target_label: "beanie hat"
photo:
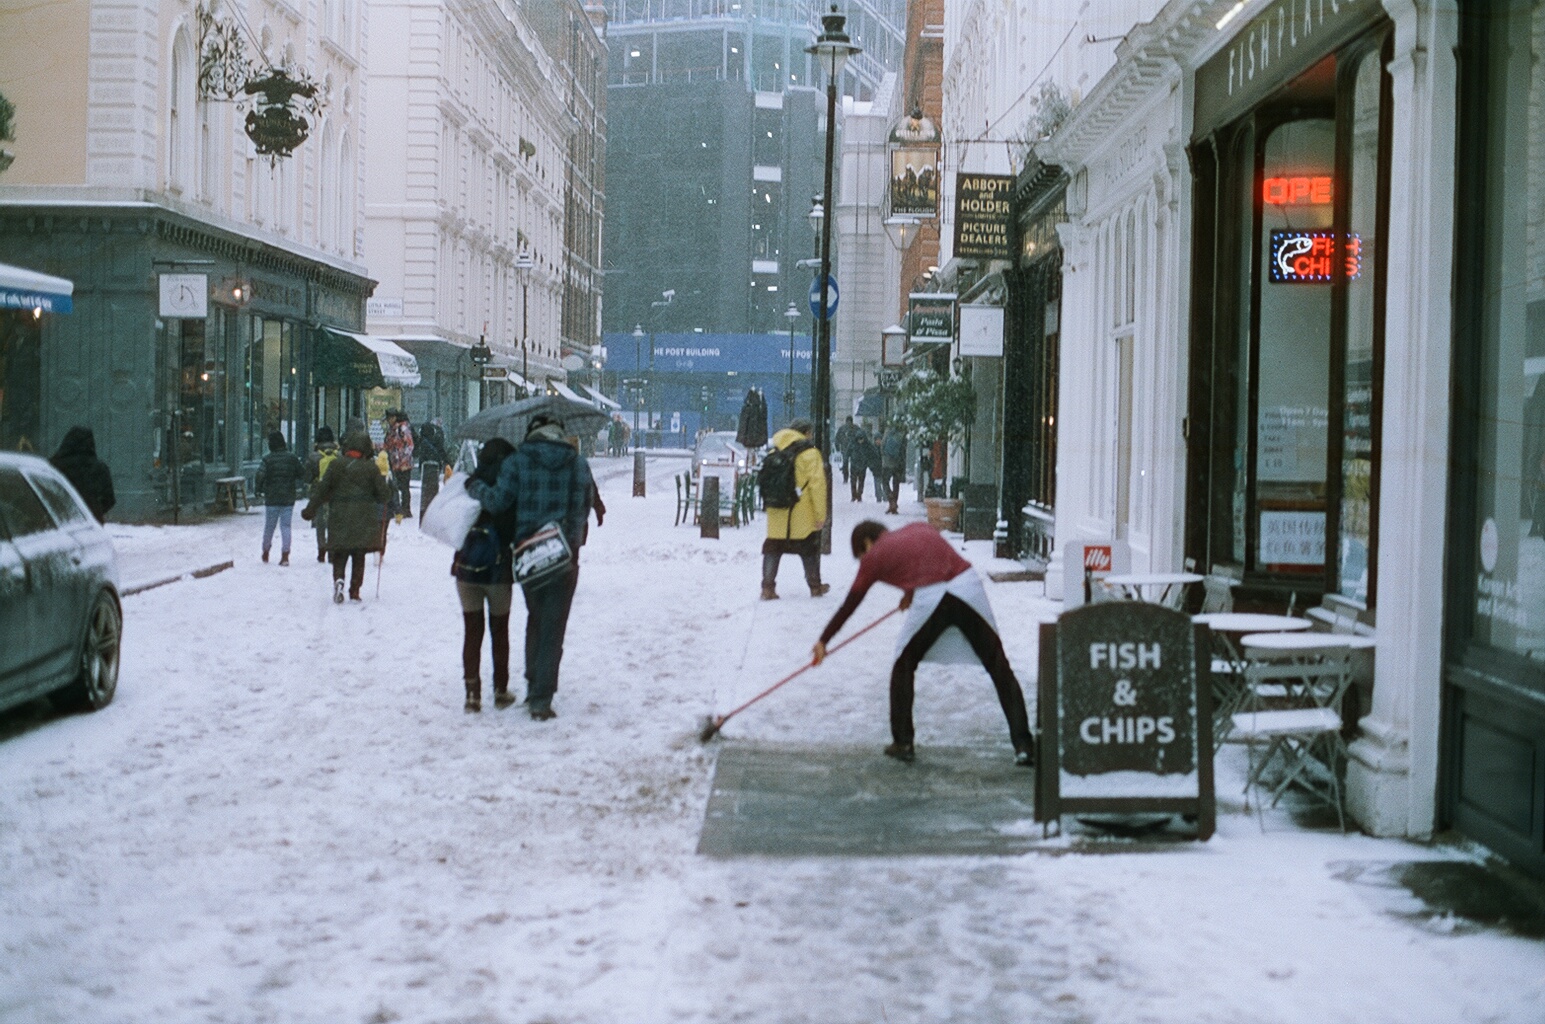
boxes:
[315,425,336,445]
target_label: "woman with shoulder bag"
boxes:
[453,438,518,712]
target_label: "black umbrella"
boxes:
[455,395,610,445]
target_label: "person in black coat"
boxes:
[50,426,115,523]
[417,417,449,519]
[255,431,305,564]
[848,427,877,502]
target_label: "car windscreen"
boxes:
[29,473,93,527]
[0,468,58,538]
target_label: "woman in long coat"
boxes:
[303,427,391,603]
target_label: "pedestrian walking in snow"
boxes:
[758,418,828,600]
[49,426,115,523]
[848,426,877,503]
[374,444,398,556]
[306,426,340,562]
[384,412,415,520]
[255,431,305,565]
[417,417,449,518]
[302,427,392,603]
[453,438,518,712]
[811,520,1035,767]
[467,413,597,720]
[835,415,858,485]
[879,425,907,514]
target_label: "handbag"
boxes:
[420,473,483,548]
[512,521,573,586]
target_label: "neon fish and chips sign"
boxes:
[1269,230,1363,284]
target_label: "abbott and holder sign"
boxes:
[953,174,1014,260]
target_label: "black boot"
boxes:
[464,678,481,713]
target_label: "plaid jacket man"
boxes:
[469,432,595,552]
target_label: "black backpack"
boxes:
[758,439,812,509]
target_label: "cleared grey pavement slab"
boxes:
[698,741,1039,857]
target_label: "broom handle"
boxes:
[714,606,900,726]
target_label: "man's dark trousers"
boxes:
[521,563,579,704]
[420,461,442,518]
[890,593,1034,755]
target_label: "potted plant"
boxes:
[893,368,975,531]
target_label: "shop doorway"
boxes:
[1186,34,1391,610]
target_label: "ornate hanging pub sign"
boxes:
[242,69,321,159]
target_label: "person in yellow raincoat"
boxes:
[760,418,829,600]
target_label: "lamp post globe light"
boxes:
[806,5,859,460]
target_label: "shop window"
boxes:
[179,316,227,468]
[1454,0,1545,664]
[1191,37,1391,605]
[0,314,41,451]
[1255,118,1335,577]
[244,317,297,462]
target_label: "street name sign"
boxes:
[1035,603,1215,839]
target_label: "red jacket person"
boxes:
[813,520,1035,766]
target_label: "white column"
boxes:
[1046,215,1096,598]
[1346,0,1458,838]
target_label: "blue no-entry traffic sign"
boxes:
[808,275,838,319]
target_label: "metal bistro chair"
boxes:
[674,473,697,527]
[737,474,758,525]
[1228,644,1355,831]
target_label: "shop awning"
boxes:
[856,390,887,417]
[581,383,621,410]
[0,262,73,314]
[314,328,421,388]
[549,380,591,405]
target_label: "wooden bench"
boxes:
[213,476,249,513]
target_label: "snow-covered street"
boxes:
[1,455,1541,1024]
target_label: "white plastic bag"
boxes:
[419,473,483,549]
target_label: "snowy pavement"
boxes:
[1,454,1542,1024]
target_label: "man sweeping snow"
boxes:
[812,520,1035,767]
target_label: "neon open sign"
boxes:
[1269,230,1363,284]
[1263,175,1333,205]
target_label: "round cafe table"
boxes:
[1240,632,1375,653]
[1192,614,1312,749]
[1102,571,1203,606]
[1192,613,1313,634]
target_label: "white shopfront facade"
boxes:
[1040,37,1190,598]
[1037,0,1467,846]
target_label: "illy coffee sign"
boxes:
[1035,603,1215,839]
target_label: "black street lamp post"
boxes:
[806,5,859,460]
[783,301,800,419]
[516,246,534,397]
[632,323,645,450]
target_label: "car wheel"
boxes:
[54,591,121,712]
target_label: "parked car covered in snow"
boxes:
[0,452,121,715]
[691,431,748,479]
